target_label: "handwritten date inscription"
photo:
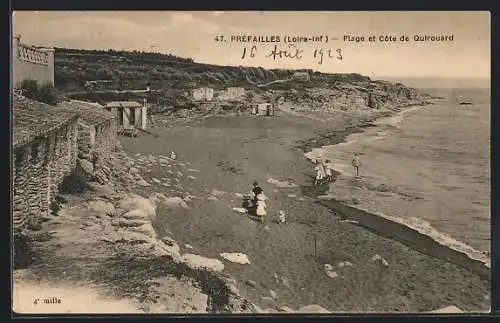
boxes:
[241,44,343,65]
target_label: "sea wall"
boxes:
[13,119,79,233]
[12,35,55,88]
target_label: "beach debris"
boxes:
[245,279,257,287]
[430,306,463,313]
[187,168,200,173]
[277,210,286,223]
[338,261,353,268]
[372,254,389,267]
[178,163,186,167]
[187,175,197,180]
[267,178,298,188]
[167,170,174,175]
[260,296,274,302]
[207,196,219,201]
[287,194,297,198]
[176,171,184,177]
[269,290,278,300]
[181,253,224,272]
[233,193,244,198]
[324,264,338,279]
[232,207,248,214]
[185,244,194,249]
[297,305,331,313]
[151,177,161,184]
[220,252,251,265]
[161,183,170,187]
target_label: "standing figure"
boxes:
[256,192,268,223]
[250,181,263,214]
[314,164,324,186]
[352,153,361,177]
[170,151,177,160]
[324,159,333,182]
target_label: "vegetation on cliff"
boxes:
[54,47,433,112]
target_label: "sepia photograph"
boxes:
[11,11,491,314]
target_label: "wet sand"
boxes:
[120,114,489,313]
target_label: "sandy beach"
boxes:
[119,112,490,313]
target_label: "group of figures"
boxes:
[314,153,361,186]
[243,182,268,222]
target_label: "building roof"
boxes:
[13,95,80,148]
[63,100,115,126]
[105,101,143,108]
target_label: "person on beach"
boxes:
[314,163,324,186]
[256,192,268,223]
[324,159,333,182]
[251,181,263,210]
[170,151,177,160]
[352,153,361,177]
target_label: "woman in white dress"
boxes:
[256,193,267,223]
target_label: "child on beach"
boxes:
[324,159,333,182]
[352,153,361,177]
[314,164,324,186]
[256,192,268,223]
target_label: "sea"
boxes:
[306,83,491,265]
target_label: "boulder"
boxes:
[297,305,330,313]
[87,200,116,216]
[130,223,157,239]
[372,254,389,267]
[430,306,463,313]
[119,194,156,218]
[220,253,251,265]
[77,158,94,174]
[117,218,148,228]
[245,279,257,288]
[181,253,224,272]
[161,197,189,209]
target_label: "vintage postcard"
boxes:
[11,11,491,314]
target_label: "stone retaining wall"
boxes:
[13,109,118,233]
[13,118,79,233]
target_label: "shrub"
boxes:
[19,79,60,105]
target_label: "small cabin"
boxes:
[192,87,214,101]
[252,103,276,116]
[293,72,311,82]
[104,101,147,132]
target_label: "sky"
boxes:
[12,11,491,79]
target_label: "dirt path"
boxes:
[120,114,490,313]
